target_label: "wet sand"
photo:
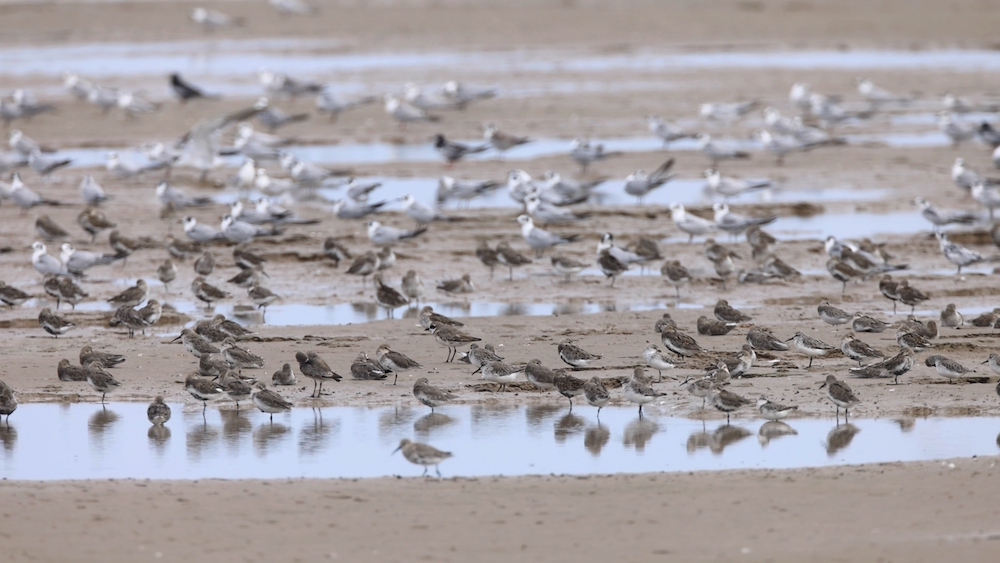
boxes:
[2,0,1000,561]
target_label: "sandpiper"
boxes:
[584,377,611,416]
[524,359,557,389]
[429,324,481,362]
[374,273,409,318]
[933,356,975,383]
[551,254,587,282]
[251,383,292,421]
[496,241,532,280]
[295,350,342,397]
[323,237,352,268]
[138,299,162,328]
[191,276,229,309]
[58,359,89,381]
[940,303,964,328]
[87,363,121,403]
[717,344,756,378]
[896,280,929,314]
[852,313,889,333]
[697,315,737,336]
[193,251,214,277]
[351,352,389,380]
[172,328,220,358]
[660,329,703,357]
[481,360,524,392]
[896,328,933,351]
[401,270,424,304]
[413,378,457,412]
[558,339,602,369]
[756,396,798,421]
[970,308,1000,327]
[827,258,863,293]
[787,331,836,368]
[0,281,31,307]
[272,363,297,386]
[654,313,677,333]
[0,380,16,424]
[147,396,171,425]
[624,367,667,417]
[467,343,503,372]
[816,299,851,326]
[185,374,224,412]
[982,353,1000,376]
[212,314,255,339]
[110,305,148,338]
[199,355,229,379]
[708,389,753,424]
[553,371,586,408]
[248,282,278,321]
[393,438,453,477]
[840,334,884,366]
[820,375,860,422]
[597,250,629,287]
[476,241,500,279]
[879,275,900,313]
[195,320,228,343]
[38,307,74,337]
[80,345,125,368]
[436,274,474,294]
[376,344,422,385]
[746,326,788,351]
[346,251,380,286]
[680,376,716,408]
[643,344,683,380]
[660,260,692,299]
[714,299,751,323]
[903,316,938,339]
[219,369,253,411]
[881,348,915,384]
[418,306,463,330]
[222,337,264,369]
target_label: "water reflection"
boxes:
[2,404,997,480]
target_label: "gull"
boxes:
[483,123,530,155]
[8,173,60,212]
[258,69,322,98]
[332,198,387,219]
[538,172,601,206]
[191,7,241,30]
[912,197,976,229]
[623,158,675,204]
[79,176,109,205]
[404,83,460,111]
[222,213,277,243]
[287,155,346,188]
[250,198,318,226]
[182,216,227,243]
[699,101,756,121]
[315,88,376,121]
[506,169,537,205]
[977,122,1000,149]
[712,203,776,239]
[569,138,621,173]
[343,178,382,202]
[645,115,694,147]
[703,168,771,199]
[106,151,167,179]
[525,194,588,224]
[597,233,648,267]
[240,123,290,149]
[383,94,439,128]
[952,157,999,192]
[808,94,854,129]
[668,203,715,243]
[442,81,497,108]
[32,241,69,276]
[234,131,282,162]
[254,169,293,195]
[0,150,28,174]
[695,134,750,164]
[175,105,263,182]
[116,90,159,118]
[401,194,449,225]
[9,129,49,155]
[270,0,316,16]
[156,181,212,208]
[87,85,119,113]
[753,130,807,165]
[971,182,1000,219]
[366,220,427,246]
[433,134,488,166]
[254,97,309,132]
[517,214,576,258]
[938,113,977,147]
[28,150,72,176]
[763,107,800,136]
[170,73,218,102]
[235,158,257,194]
[935,232,984,274]
[856,78,910,106]
[61,243,118,276]
[436,176,497,207]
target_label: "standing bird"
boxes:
[820,375,860,422]
[0,380,17,424]
[558,339,602,369]
[787,331,836,368]
[553,371,587,409]
[483,123,530,156]
[393,438,452,477]
[623,158,675,204]
[374,274,409,319]
[170,73,217,102]
[412,378,457,412]
[708,388,754,424]
[157,259,177,293]
[87,364,121,404]
[147,396,171,425]
[935,232,984,274]
[661,260,692,299]
[495,241,532,281]
[191,276,229,309]
[433,134,488,167]
[583,377,611,417]
[517,215,577,258]
[428,324,481,362]
[295,351,342,398]
[623,367,667,417]
[251,383,293,422]
[377,344,422,386]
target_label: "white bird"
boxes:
[383,94,439,127]
[253,168,295,195]
[645,115,694,146]
[441,81,497,107]
[401,194,448,225]
[8,129,44,155]
[808,93,851,128]
[569,138,620,173]
[971,182,1000,220]
[60,243,118,275]
[191,7,240,29]
[517,214,575,258]
[539,172,602,206]
[116,90,158,117]
[623,158,675,204]
[182,216,227,243]
[483,122,530,154]
[437,176,498,206]
[669,203,715,243]
[525,194,588,224]
[952,158,999,192]
[315,89,376,121]
[935,232,984,274]
[221,214,276,244]
[403,83,460,111]
[695,134,750,164]
[258,69,323,98]
[699,101,756,121]
[32,241,69,276]
[938,113,977,147]
[269,0,315,15]
[712,203,776,238]
[703,168,771,198]
[79,176,109,205]
[789,83,813,112]
[27,150,72,176]
[8,173,59,211]
[156,182,212,208]
[856,78,910,105]
[366,220,427,246]
[596,233,646,266]
[332,198,387,219]
[912,197,976,229]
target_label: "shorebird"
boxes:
[583,377,611,417]
[660,260,692,299]
[840,334,884,367]
[852,313,889,333]
[0,282,30,308]
[212,314,255,340]
[38,307,74,337]
[80,346,125,368]
[429,324,481,362]
[709,389,753,424]
[643,344,683,380]
[107,279,148,309]
[660,329,703,357]
[551,254,587,282]
[982,354,1000,376]
[697,315,737,336]
[251,383,292,421]
[558,339,602,369]
[78,206,117,242]
[480,360,524,393]
[896,280,929,314]
[272,363,297,386]
[820,375,860,422]
[418,306,463,331]
[222,338,264,370]
[393,439,452,477]
[87,364,121,404]
[146,396,171,426]
[376,345,422,386]
[35,215,69,241]
[787,332,836,368]
[191,276,229,309]
[495,242,532,281]
[553,371,586,409]
[173,329,220,358]
[295,351,342,397]
[433,134,488,166]
[0,380,17,424]
[680,376,715,409]
[715,299,752,323]
[932,356,975,383]
[351,352,389,381]
[746,326,788,351]
[524,359,557,390]
[940,303,964,328]
[466,343,503,374]
[624,367,667,417]
[436,274,474,295]
[756,397,798,421]
[413,378,457,412]
[219,370,253,411]
[597,250,628,287]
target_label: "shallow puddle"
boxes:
[0,403,996,480]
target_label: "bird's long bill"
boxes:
[170,335,182,343]
[391,446,402,455]
[819,382,827,389]
[784,336,795,342]
[678,377,691,386]
[982,359,989,365]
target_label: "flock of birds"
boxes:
[3,11,1000,474]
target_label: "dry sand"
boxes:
[2,0,1000,561]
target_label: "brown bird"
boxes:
[295,350,342,398]
[495,241,532,281]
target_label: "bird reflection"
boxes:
[401,306,420,320]
[351,302,379,321]
[893,418,916,432]
[554,412,586,443]
[299,408,336,457]
[147,425,171,452]
[253,422,290,456]
[414,412,456,439]
[471,404,516,435]
[996,431,1000,451]
[501,303,527,316]
[378,406,418,438]
[220,408,252,452]
[584,423,610,457]
[0,423,16,452]
[525,404,563,431]
[623,417,660,452]
[709,425,750,454]
[553,303,584,316]
[825,423,860,456]
[87,407,120,453]
[185,411,219,461]
[758,421,797,447]
[686,423,711,454]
